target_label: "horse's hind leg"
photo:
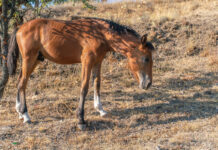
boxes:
[16,71,23,119]
[92,63,107,117]
[16,56,38,123]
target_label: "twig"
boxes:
[64,103,74,114]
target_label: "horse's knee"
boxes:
[17,78,27,91]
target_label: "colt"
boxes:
[7,17,155,129]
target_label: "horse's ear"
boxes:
[141,34,147,46]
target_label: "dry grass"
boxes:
[185,40,199,56]
[47,0,217,25]
[0,0,218,149]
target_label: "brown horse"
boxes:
[7,17,155,130]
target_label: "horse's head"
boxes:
[127,34,155,90]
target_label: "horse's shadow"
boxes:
[108,71,218,128]
[31,72,217,130]
[110,100,217,127]
[86,119,115,131]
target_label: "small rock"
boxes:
[156,105,162,109]
[204,90,212,95]
[193,93,202,98]
[34,90,39,95]
[172,23,180,30]
[116,90,122,93]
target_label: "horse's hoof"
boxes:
[19,114,23,120]
[78,124,86,131]
[24,120,32,124]
[100,110,108,117]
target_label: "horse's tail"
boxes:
[7,27,19,76]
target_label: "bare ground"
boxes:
[0,1,217,149]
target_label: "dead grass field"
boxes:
[0,0,218,149]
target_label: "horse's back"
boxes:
[16,18,109,64]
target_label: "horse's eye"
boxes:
[141,57,149,63]
[145,57,149,62]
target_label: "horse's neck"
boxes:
[106,33,140,57]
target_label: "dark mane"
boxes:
[106,20,140,38]
[71,16,140,38]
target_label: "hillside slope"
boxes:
[0,1,217,149]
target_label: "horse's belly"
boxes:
[41,37,83,64]
[41,45,82,64]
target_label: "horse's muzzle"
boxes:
[139,80,152,90]
[138,73,152,90]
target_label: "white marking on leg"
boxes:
[18,113,23,119]
[15,98,23,119]
[22,112,31,123]
[94,93,107,116]
[16,97,20,113]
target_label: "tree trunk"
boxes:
[0,41,9,98]
[0,0,10,99]
[0,39,2,66]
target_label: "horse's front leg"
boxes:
[77,54,93,130]
[92,63,107,117]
